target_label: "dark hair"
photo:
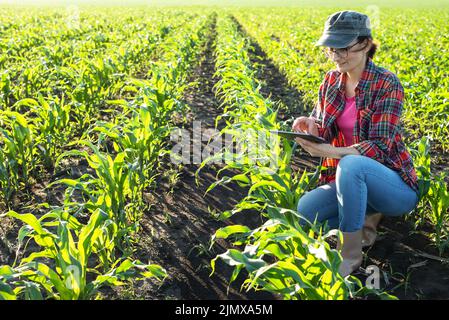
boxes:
[357,36,377,59]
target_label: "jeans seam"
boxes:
[356,167,418,218]
[361,168,417,194]
[300,184,337,210]
[358,177,364,230]
[298,198,338,223]
[345,156,414,192]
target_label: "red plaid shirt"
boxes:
[310,58,419,194]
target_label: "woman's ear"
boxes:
[364,39,373,54]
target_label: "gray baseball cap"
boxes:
[316,11,372,48]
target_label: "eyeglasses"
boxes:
[323,41,367,59]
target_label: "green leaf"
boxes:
[7,211,46,235]
[214,225,251,240]
[0,282,16,300]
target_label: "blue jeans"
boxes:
[297,155,419,232]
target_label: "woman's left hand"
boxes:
[295,137,334,158]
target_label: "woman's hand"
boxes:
[292,116,319,137]
[292,116,342,158]
[295,137,334,158]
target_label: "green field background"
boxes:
[1,0,449,7]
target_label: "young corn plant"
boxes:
[51,140,142,251]
[92,101,171,193]
[0,208,166,300]
[0,150,16,206]
[427,175,449,254]
[0,110,37,204]
[55,140,139,220]
[13,96,72,169]
[0,71,12,107]
[409,136,432,225]
[409,136,449,254]
[0,264,43,300]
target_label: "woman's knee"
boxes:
[337,154,364,170]
[297,193,313,217]
[297,192,319,224]
[297,182,338,225]
[297,188,335,225]
[336,155,366,178]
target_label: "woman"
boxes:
[292,11,420,277]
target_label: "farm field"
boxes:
[1,1,449,300]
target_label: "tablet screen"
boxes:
[270,130,327,144]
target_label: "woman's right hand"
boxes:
[292,116,319,137]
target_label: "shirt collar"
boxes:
[337,58,376,93]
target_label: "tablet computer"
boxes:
[270,130,327,144]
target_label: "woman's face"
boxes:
[327,39,371,74]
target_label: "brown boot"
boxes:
[362,213,383,248]
[337,230,363,278]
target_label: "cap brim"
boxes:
[315,32,359,48]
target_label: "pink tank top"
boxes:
[336,96,357,146]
